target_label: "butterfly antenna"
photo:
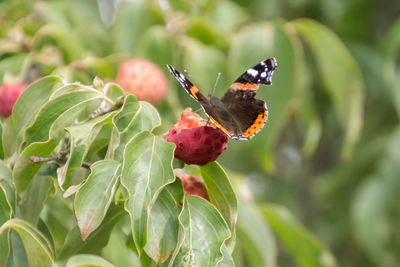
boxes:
[184,69,192,79]
[212,72,221,96]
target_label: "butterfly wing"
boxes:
[230,57,277,91]
[219,58,277,139]
[167,64,208,104]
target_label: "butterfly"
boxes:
[167,58,277,140]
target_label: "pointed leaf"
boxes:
[0,219,54,267]
[121,131,175,253]
[292,19,365,159]
[75,160,121,241]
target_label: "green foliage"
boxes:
[0,0,399,266]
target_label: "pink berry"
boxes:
[115,59,169,106]
[178,174,210,201]
[0,82,27,117]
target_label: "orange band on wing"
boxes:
[243,111,268,139]
[234,82,259,90]
[208,116,231,136]
[189,86,200,100]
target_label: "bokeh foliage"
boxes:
[1,0,400,266]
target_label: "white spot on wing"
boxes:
[260,72,267,78]
[247,68,258,77]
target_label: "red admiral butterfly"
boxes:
[167,58,277,140]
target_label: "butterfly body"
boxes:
[167,58,277,140]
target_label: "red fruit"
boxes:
[0,82,27,117]
[178,174,210,201]
[115,59,168,106]
[167,108,228,165]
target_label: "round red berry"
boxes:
[115,59,169,106]
[0,82,27,118]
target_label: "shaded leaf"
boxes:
[171,196,231,267]
[236,200,276,267]
[0,173,14,266]
[0,219,54,267]
[75,160,121,241]
[121,131,175,253]
[102,224,139,266]
[292,19,365,159]
[144,187,180,264]
[261,204,337,267]
[58,203,126,259]
[19,175,54,225]
[199,162,237,250]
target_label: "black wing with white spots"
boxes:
[167,64,208,103]
[235,57,277,85]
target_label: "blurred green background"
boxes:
[1,0,400,266]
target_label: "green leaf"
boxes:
[121,131,175,253]
[351,127,400,263]
[2,76,62,159]
[60,113,115,188]
[261,204,337,267]
[24,90,102,147]
[113,100,161,162]
[75,160,121,241]
[171,196,231,267]
[0,219,54,267]
[0,172,14,266]
[41,194,75,250]
[102,224,139,266]
[236,200,276,267]
[292,19,365,159]
[199,162,237,249]
[19,175,54,225]
[382,17,400,116]
[13,94,103,193]
[144,187,180,264]
[66,254,114,267]
[58,203,126,260]
[216,245,235,267]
